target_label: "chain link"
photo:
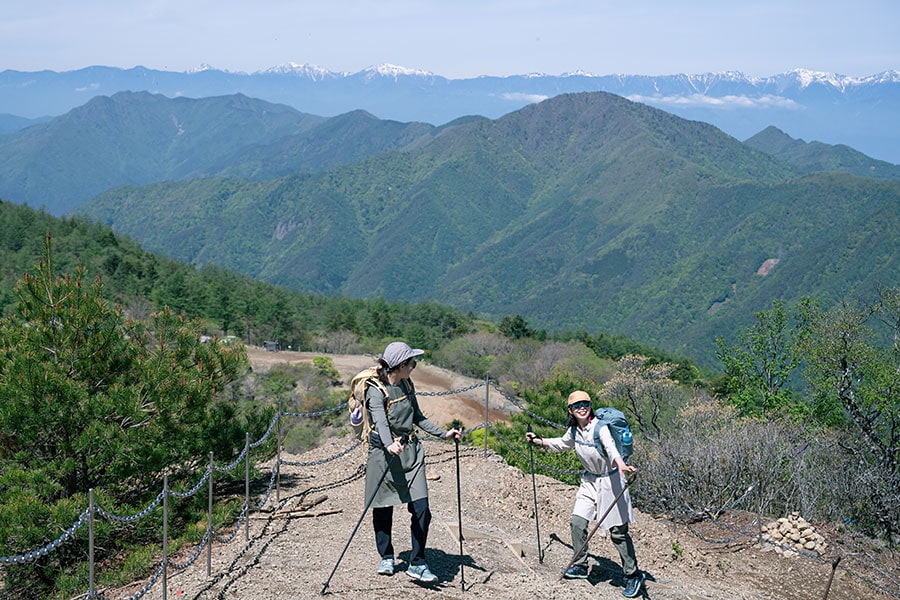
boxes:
[215,503,248,544]
[214,445,249,473]
[169,529,211,571]
[490,381,567,428]
[0,508,90,564]
[252,465,279,510]
[282,402,348,418]
[169,466,212,499]
[95,490,165,523]
[92,562,165,600]
[249,413,281,448]
[417,381,486,396]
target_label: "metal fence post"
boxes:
[88,488,95,598]
[245,432,250,542]
[162,472,168,600]
[276,402,282,503]
[483,378,490,458]
[207,451,214,577]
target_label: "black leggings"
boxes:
[373,497,432,565]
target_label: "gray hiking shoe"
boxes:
[377,557,394,575]
[406,563,438,583]
[564,564,589,579]
[622,570,645,597]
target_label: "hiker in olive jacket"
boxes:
[526,390,645,598]
[365,341,461,583]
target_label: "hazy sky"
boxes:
[2,1,897,78]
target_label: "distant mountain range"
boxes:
[0,92,456,215]
[32,91,892,368]
[1,64,899,164]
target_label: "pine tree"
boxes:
[0,234,250,595]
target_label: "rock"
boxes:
[760,513,828,558]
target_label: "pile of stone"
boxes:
[758,512,828,557]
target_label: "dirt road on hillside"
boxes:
[246,347,512,428]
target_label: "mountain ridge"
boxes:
[2,64,898,163]
[70,91,900,367]
[0,92,444,215]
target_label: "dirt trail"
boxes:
[110,441,885,600]
[102,348,893,600]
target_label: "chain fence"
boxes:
[2,376,897,599]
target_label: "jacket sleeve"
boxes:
[542,426,575,453]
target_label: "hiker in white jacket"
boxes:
[526,390,645,598]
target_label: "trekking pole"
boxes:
[451,420,466,592]
[527,424,544,563]
[559,472,636,581]
[321,434,409,595]
[821,556,841,600]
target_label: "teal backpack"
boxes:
[572,407,634,463]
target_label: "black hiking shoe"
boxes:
[622,570,645,597]
[564,564,589,579]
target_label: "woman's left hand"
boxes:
[444,428,461,440]
[615,457,637,473]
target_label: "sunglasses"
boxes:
[569,400,592,411]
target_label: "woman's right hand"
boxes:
[525,432,542,446]
[387,440,405,455]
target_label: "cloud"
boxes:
[628,93,801,110]
[499,92,549,104]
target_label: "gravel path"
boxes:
[99,350,892,600]
[106,436,883,600]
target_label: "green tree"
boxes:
[715,299,802,418]
[499,314,534,340]
[797,291,900,541]
[0,236,250,595]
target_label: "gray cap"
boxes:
[380,341,425,369]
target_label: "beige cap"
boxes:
[567,390,591,406]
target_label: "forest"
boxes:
[0,201,897,597]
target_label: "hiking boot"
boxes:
[563,564,589,579]
[377,557,394,576]
[406,563,438,583]
[622,570,646,597]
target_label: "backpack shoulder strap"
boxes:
[364,376,389,404]
[592,410,612,456]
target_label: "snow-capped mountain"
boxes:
[260,63,341,80]
[0,64,898,163]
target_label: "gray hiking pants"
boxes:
[571,514,638,577]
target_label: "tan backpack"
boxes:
[347,368,415,442]
[348,368,382,441]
